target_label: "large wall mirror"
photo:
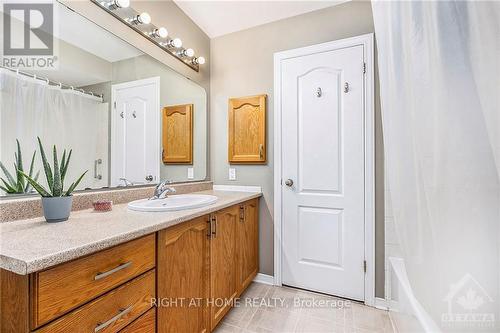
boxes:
[0,1,207,197]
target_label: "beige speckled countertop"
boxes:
[0,190,261,275]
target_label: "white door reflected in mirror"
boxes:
[111,77,160,187]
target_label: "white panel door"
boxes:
[281,45,365,300]
[111,78,159,187]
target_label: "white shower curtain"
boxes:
[372,1,499,332]
[0,69,109,193]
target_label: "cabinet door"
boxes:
[162,104,193,164]
[228,95,267,164]
[157,216,210,333]
[237,199,259,293]
[210,206,238,330]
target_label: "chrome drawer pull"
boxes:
[94,261,132,280]
[95,305,133,332]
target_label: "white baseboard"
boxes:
[213,185,262,193]
[374,297,389,310]
[253,273,274,285]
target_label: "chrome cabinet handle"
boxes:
[145,175,153,182]
[285,179,294,187]
[344,82,349,93]
[207,217,212,238]
[239,205,245,222]
[94,261,132,281]
[211,215,217,238]
[95,305,133,332]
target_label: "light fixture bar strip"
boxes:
[90,0,204,72]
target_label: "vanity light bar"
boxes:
[91,0,204,72]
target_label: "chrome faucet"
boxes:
[150,180,176,200]
[119,177,134,187]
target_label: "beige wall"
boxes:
[210,1,385,297]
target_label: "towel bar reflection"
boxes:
[94,159,103,180]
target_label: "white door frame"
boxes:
[110,77,161,186]
[273,33,375,306]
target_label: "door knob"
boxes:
[145,175,153,182]
[284,179,294,187]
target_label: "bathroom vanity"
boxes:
[0,190,260,333]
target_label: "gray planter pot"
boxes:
[41,196,73,223]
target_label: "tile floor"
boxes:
[214,283,395,333]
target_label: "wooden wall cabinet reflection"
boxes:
[162,104,193,164]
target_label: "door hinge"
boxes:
[363,260,367,273]
[113,101,116,109]
[363,62,366,74]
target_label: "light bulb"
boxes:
[131,12,151,25]
[196,56,205,65]
[180,48,194,57]
[165,38,182,48]
[113,0,129,8]
[151,27,168,38]
[192,56,205,65]
[105,0,129,9]
[139,12,151,24]
[172,38,182,48]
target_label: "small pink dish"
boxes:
[93,200,113,212]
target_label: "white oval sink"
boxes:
[128,194,218,212]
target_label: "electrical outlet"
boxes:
[229,168,236,181]
[187,168,194,179]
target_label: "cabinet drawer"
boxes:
[34,270,155,333]
[31,234,156,328]
[119,308,155,333]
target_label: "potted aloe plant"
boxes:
[0,139,39,194]
[21,138,87,223]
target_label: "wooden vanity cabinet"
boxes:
[119,308,156,333]
[0,198,259,333]
[157,216,211,333]
[237,199,259,293]
[209,205,239,330]
[31,235,155,328]
[156,198,259,332]
[0,235,157,333]
[34,270,155,333]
